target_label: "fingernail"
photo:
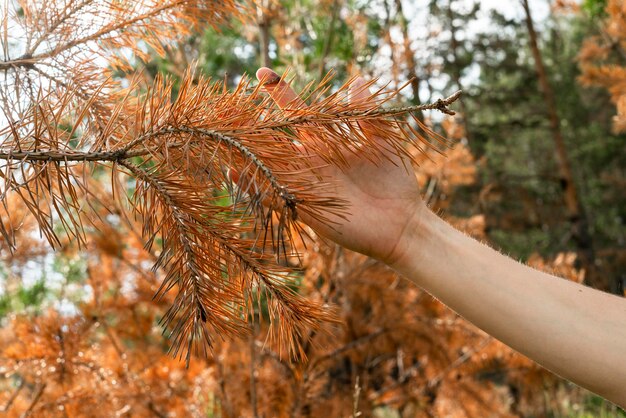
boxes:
[264,72,281,86]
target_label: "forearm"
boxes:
[390,208,626,406]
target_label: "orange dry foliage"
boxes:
[579,0,626,132]
[0,208,215,417]
[0,203,568,416]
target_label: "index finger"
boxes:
[256,67,307,110]
[257,67,320,153]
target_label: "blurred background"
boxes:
[0,0,625,416]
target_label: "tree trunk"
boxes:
[521,0,602,291]
[257,2,272,68]
[383,0,400,90]
[446,0,472,141]
[317,0,340,81]
[394,0,423,121]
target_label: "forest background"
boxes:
[0,0,625,416]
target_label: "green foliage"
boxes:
[198,25,259,84]
[565,394,626,417]
[454,9,625,261]
[0,253,89,320]
[141,23,258,92]
[53,254,87,284]
[0,280,48,319]
[18,280,47,306]
[582,0,608,18]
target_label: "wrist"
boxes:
[385,203,438,274]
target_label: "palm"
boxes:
[302,148,423,263]
[256,67,424,263]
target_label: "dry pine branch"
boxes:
[0,0,461,363]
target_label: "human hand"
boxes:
[256,68,426,266]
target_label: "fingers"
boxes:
[256,67,314,152]
[227,166,272,207]
[256,67,307,110]
[349,77,373,108]
[255,68,383,156]
[256,68,376,112]
[349,76,383,141]
[347,77,402,166]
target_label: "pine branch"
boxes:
[26,0,95,56]
[1,0,241,69]
[31,1,198,63]
[121,160,219,364]
[120,159,329,364]
[0,70,461,363]
[266,90,462,125]
[0,93,462,164]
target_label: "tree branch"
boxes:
[0,0,190,70]
[262,90,463,130]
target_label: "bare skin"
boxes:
[256,67,626,407]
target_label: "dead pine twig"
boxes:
[426,336,494,390]
[0,58,461,362]
[1,379,25,412]
[352,376,362,418]
[19,383,46,418]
